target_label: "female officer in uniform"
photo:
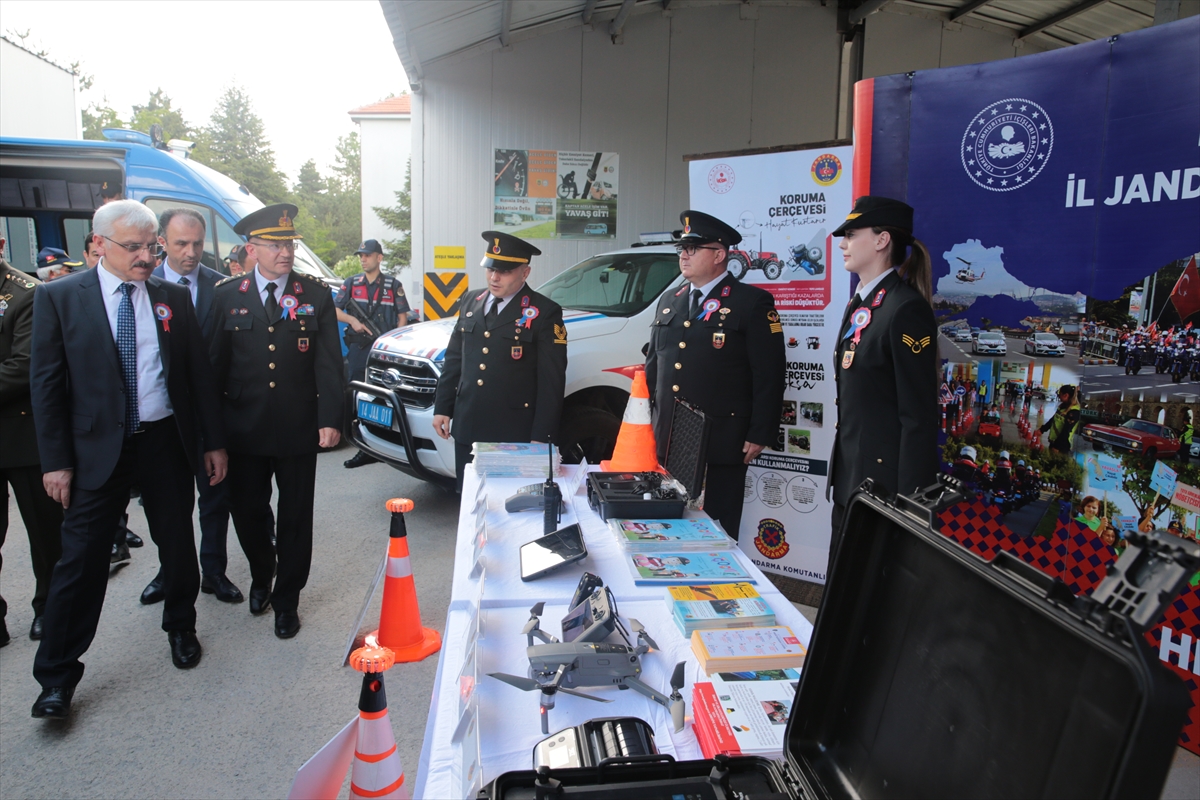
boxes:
[827,196,938,571]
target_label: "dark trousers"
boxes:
[34,419,199,688]
[704,462,749,541]
[226,452,317,612]
[150,475,230,583]
[1,464,64,620]
[455,440,474,494]
[828,501,847,580]
[346,342,372,384]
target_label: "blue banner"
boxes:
[869,16,1200,316]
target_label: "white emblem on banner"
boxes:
[961,98,1054,192]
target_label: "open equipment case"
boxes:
[586,398,711,521]
[482,477,1200,799]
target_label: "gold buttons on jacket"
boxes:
[269,381,276,389]
[484,331,490,338]
[683,321,691,328]
[480,364,486,370]
[477,379,484,386]
[877,458,883,464]
[674,363,682,370]
[672,385,679,392]
[524,403,529,408]
[482,347,489,354]
[678,342,686,349]
[269,344,276,351]
[268,326,275,333]
[269,363,276,370]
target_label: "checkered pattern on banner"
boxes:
[938,498,1200,756]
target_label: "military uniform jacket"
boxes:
[433,285,567,445]
[0,261,40,469]
[645,274,786,464]
[829,270,938,507]
[335,272,411,338]
[208,270,344,457]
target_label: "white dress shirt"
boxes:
[161,260,200,307]
[96,259,173,423]
[484,283,528,317]
[856,268,895,302]
[254,267,288,317]
[688,270,730,302]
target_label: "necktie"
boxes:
[178,276,190,286]
[485,297,498,325]
[265,282,279,321]
[689,289,702,319]
[118,283,140,436]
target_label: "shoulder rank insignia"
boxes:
[767,309,783,334]
[901,334,932,354]
[554,323,567,344]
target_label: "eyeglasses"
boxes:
[102,235,164,258]
[674,244,721,256]
[250,240,297,253]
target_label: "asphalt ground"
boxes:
[2,446,1196,798]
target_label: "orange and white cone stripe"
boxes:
[601,367,659,472]
[369,499,441,663]
[349,709,408,799]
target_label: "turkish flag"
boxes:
[1170,256,1200,321]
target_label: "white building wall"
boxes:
[410,5,1044,293]
[0,39,80,140]
[357,115,412,244]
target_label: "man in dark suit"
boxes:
[645,211,786,540]
[29,200,227,719]
[432,231,568,491]
[1,244,64,647]
[209,204,343,639]
[139,207,242,605]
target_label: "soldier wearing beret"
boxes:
[208,204,344,639]
[827,196,938,571]
[0,245,64,647]
[645,210,786,540]
[433,232,568,491]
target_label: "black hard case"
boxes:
[483,482,1190,800]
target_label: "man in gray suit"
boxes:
[140,208,243,605]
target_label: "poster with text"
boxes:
[493,149,618,240]
[690,144,854,584]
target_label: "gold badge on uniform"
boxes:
[767,309,783,334]
[511,346,523,360]
[842,349,854,369]
[553,323,567,344]
[713,332,726,349]
[298,337,309,352]
[901,334,932,354]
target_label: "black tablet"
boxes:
[519,524,588,582]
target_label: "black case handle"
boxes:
[595,752,676,782]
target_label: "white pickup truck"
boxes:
[347,244,683,489]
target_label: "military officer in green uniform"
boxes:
[0,249,64,646]
[433,231,568,491]
[208,204,344,639]
[645,210,786,540]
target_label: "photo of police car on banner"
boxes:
[688,145,854,584]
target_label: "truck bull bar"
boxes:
[344,380,457,491]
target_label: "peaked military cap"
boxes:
[355,239,384,255]
[480,230,540,272]
[832,195,914,237]
[99,179,123,199]
[235,203,303,241]
[678,210,742,247]
[36,247,80,269]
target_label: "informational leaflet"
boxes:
[692,669,802,758]
[493,149,618,240]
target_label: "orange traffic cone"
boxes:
[366,499,441,663]
[601,366,659,472]
[349,647,409,800]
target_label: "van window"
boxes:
[1,216,38,273]
[143,198,219,270]
[537,252,681,317]
[62,217,93,262]
[213,214,242,275]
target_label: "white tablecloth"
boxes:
[413,465,814,799]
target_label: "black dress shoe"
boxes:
[125,530,144,547]
[111,542,131,565]
[343,450,379,468]
[274,609,301,639]
[140,575,165,605]
[249,586,272,615]
[31,686,74,719]
[168,630,202,669]
[29,615,43,640]
[201,574,244,603]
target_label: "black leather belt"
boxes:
[130,416,174,435]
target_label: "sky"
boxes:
[0,0,409,180]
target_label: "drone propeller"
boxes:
[669,661,687,733]
[489,672,544,692]
[628,618,658,652]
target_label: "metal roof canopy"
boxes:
[379,0,1191,88]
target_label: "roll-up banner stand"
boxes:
[688,141,855,587]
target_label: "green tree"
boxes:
[331,131,361,194]
[332,254,361,279]
[373,159,412,270]
[292,207,337,264]
[82,100,124,140]
[192,86,288,203]
[129,89,192,141]
[288,139,361,266]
